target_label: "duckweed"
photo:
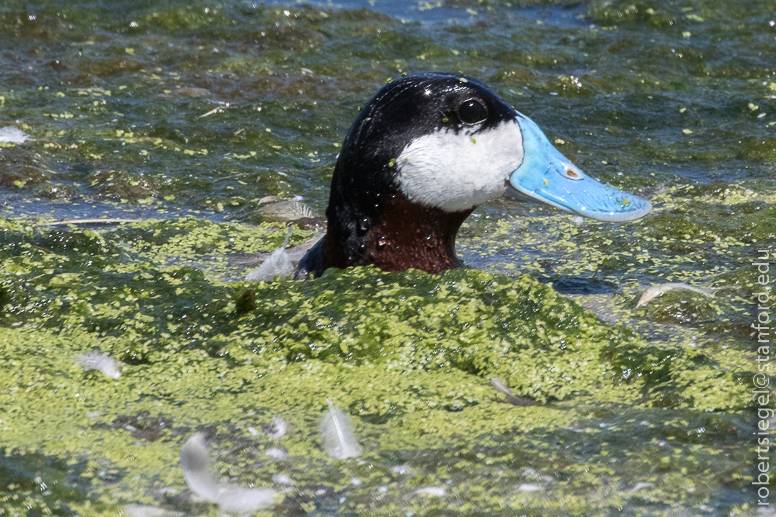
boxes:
[0,0,773,514]
[0,216,761,515]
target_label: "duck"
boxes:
[294,72,651,280]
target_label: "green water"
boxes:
[0,0,774,515]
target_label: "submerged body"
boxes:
[296,72,651,280]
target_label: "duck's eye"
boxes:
[457,99,487,124]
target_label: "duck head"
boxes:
[295,72,651,279]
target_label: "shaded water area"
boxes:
[0,0,774,515]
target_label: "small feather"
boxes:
[245,227,295,282]
[180,433,220,502]
[180,433,276,512]
[234,235,322,268]
[637,283,716,307]
[489,376,533,406]
[216,486,276,513]
[75,351,121,379]
[0,126,31,144]
[181,433,219,503]
[264,416,289,439]
[630,482,655,493]
[265,447,287,460]
[272,473,293,485]
[412,486,446,497]
[391,464,411,475]
[281,226,294,249]
[123,505,183,517]
[320,399,362,460]
[257,200,314,222]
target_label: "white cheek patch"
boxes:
[395,120,524,213]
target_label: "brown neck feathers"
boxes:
[322,193,472,275]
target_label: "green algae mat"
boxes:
[0,0,774,515]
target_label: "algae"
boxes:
[0,0,773,514]
[0,217,763,515]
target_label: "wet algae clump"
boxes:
[0,217,759,516]
[0,0,774,514]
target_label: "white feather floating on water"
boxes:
[213,486,277,514]
[630,482,655,493]
[320,399,362,460]
[0,126,31,144]
[257,200,314,221]
[272,473,293,485]
[180,433,276,513]
[265,447,287,460]
[75,351,121,379]
[123,504,183,517]
[391,464,411,475]
[245,227,295,282]
[265,416,289,440]
[488,376,533,406]
[180,434,219,502]
[637,283,717,307]
[412,486,446,497]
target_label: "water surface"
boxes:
[0,0,774,515]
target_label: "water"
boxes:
[0,0,773,515]
[261,0,590,27]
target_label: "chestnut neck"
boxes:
[322,192,472,275]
